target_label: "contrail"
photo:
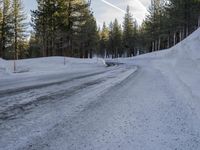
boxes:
[137,0,148,10]
[101,0,126,14]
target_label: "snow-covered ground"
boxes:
[1,28,200,150]
[0,57,107,91]
[0,57,107,80]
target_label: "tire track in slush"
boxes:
[0,66,128,123]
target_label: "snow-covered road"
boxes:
[0,64,138,150]
[1,61,200,150]
[1,28,200,150]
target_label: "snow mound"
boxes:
[140,27,200,99]
[169,28,200,97]
[134,28,200,61]
[171,27,200,60]
[0,58,9,76]
[0,57,106,79]
[118,27,200,100]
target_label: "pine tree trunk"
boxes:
[0,38,2,58]
[14,21,18,59]
[155,40,158,51]
[186,26,189,37]
[42,36,46,57]
[42,3,47,57]
[173,32,176,46]
[167,35,170,48]
[89,49,92,58]
[179,30,182,42]
[152,41,154,52]
[0,46,2,58]
[1,18,5,58]
[198,16,200,27]
[158,37,161,50]
[183,27,185,39]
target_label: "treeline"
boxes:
[99,6,138,58]
[33,2,139,58]
[99,0,200,57]
[0,0,27,59]
[141,0,200,52]
[30,0,98,58]
[0,0,200,59]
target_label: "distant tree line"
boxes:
[99,6,138,58]
[99,0,200,57]
[0,0,200,59]
[140,0,200,52]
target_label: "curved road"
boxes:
[0,61,200,150]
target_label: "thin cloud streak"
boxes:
[101,0,126,14]
[137,0,148,10]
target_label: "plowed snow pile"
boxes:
[0,57,106,79]
[143,28,200,98]
[122,28,200,99]
[0,58,8,76]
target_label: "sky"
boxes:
[23,0,150,30]
[90,0,150,27]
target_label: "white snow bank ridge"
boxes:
[0,58,9,76]
[0,57,106,79]
[136,27,200,60]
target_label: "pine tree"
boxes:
[80,13,98,58]
[73,9,98,58]
[0,1,3,58]
[67,0,91,57]
[1,0,12,58]
[107,19,122,58]
[107,21,113,58]
[12,0,27,60]
[28,31,41,58]
[32,0,91,57]
[32,0,63,56]
[99,22,109,57]
[142,0,171,51]
[31,0,47,56]
[122,6,135,56]
[140,0,200,53]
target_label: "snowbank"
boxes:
[138,28,200,60]
[0,57,106,79]
[132,27,200,121]
[114,27,200,103]
[0,58,9,76]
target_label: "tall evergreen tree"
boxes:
[122,6,137,56]
[28,31,41,58]
[72,8,98,58]
[79,13,98,58]
[12,0,27,60]
[1,0,12,58]
[141,0,200,52]
[107,19,122,58]
[0,1,3,58]
[32,0,92,57]
[99,22,109,57]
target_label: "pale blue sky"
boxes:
[23,0,150,30]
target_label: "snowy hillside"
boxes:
[0,28,200,150]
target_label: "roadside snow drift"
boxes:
[0,57,106,78]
